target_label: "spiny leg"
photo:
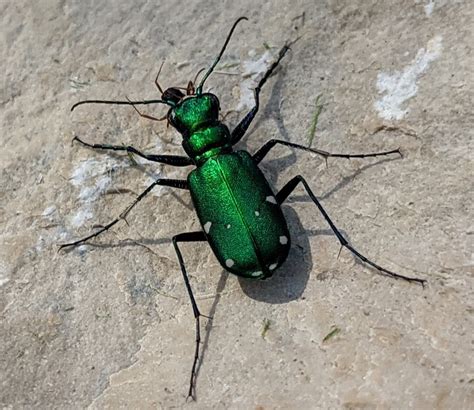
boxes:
[72,136,193,166]
[172,231,208,400]
[253,138,401,164]
[276,175,426,285]
[59,178,188,250]
[230,43,293,145]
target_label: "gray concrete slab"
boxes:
[1,0,472,408]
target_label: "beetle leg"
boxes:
[230,44,291,145]
[72,136,193,167]
[154,60,166,94]
[276,175,426,286]
[59,178,188,250]
[253,138,401,164]
[172,231,208,401]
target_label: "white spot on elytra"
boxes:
[226,224,231,229]
[204,221,212,233]
[374,35,443,120]
[269,263,278,270]
[250,271,262,277]
[225,259,235,268]
[266,196,277,204]
[255,211,260,216]
[279,235,288,245]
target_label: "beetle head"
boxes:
[161,87,185,106]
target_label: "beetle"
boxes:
[61,17,425,399]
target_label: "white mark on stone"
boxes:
[374,35,443,120]
[226,224,231,229]
[269,263,278,270]
[266,196,277,204]
[69,158,127,227]
[204,221,212,233]
[77,177,110,202]
[145,171,169,198]
[237,50,276,111]
[255,211,260,217]
[42,206,56,217]
[250,271,262,277]
[71,159,106,189]
[225,259,235,268]
[279,235,288,245]
[424,0,435,16]
[0,262,9,287]
[0,276,9,287]
[70,208,94,228]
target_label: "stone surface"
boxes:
[1,1,472,408]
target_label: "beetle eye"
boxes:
[162,87,185,105]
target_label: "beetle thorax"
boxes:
[168,93,231,163]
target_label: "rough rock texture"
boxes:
[1,1,472,408]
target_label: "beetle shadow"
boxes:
[194,269,229,385]
[284,156,401,203]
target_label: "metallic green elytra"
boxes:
[188,150,291,279]
[64,16,425,400]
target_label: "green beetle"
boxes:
[62,17,425,399]
[170,91,291,279]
